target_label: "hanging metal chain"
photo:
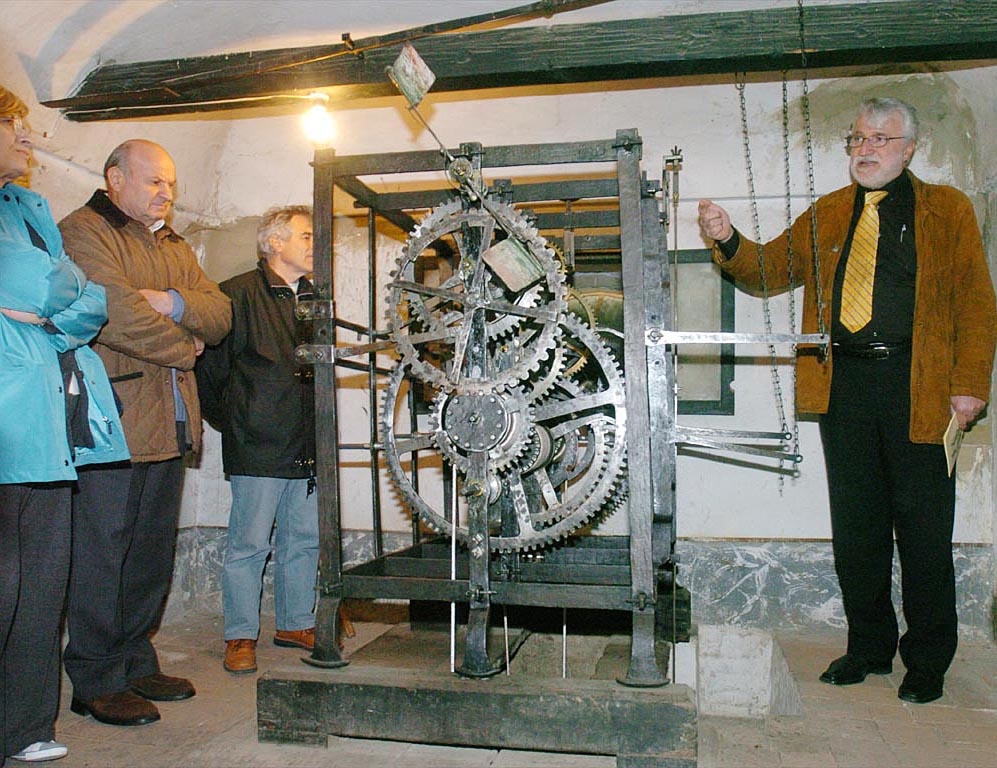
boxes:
[797,0,826,336]
[780,72,801,477]
[736,73,791,452]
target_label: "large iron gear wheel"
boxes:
[381,313,627,552]
[386,200,566,393]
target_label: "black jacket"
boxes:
[196,260,315,478]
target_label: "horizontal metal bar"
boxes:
[676,426,790,441]
[648,331,829,346]
[319,137,628,178]
[341,575,633,609]
[677,436,802,463]
[297,341,400,364]
[363,179,623,213]
[333,339,397,359]
[335,318,388,338]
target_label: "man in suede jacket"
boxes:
[698,97,996,705]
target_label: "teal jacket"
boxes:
[0,183,129,483]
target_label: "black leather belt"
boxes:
[831,341,911,360]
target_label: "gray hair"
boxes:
[257,205,313,258]
[856,97,919,142]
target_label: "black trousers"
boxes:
[820,350,957,676]
[0,483,71,759]
[65,459,183,700]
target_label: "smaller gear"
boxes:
[432,386,532,474]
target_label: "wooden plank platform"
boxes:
[258,624,697,767]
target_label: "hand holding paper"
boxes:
[943,412,963,477]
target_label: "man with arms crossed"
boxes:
[60,139,231,726]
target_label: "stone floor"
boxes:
[31,610,997,768]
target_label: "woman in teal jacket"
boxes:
[0,85,128,764]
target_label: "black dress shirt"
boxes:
[831,171,916,344]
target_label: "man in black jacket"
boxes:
[197,205,317,674]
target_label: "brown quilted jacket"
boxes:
[60,191,231,461]
[714,172,997,444]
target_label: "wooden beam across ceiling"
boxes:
[43,0,997,122]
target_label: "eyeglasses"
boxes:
[0,116,32,137]
[845,134,907,150]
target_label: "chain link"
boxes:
[736,74,790,463]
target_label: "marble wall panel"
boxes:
[165,531,997,643]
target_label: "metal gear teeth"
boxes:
[518,316,628,536]
[380,363,468,545]
[485,283,542,340]
[525,334,567,403]
[385,199,567,393]
[482,315,627,551]
[380,207,626,553]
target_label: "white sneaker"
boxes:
[10,741,68,762]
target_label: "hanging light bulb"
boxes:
[301,92,335,147]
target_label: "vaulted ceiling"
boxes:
[35,0,997,122]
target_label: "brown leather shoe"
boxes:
[130,672,196,701]
[273,627,315,650]
[70,690,161,726]
[224,639,257,674]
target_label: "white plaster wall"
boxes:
[221,72,993,543]
[1,1,993,544]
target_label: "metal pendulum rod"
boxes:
[664,148,682,328]
[407,104,456,167]
[450,463,458,673]
[503,607,510,676]
[671,565,678,683]
[561,608,567,679]
[563,199,575,271]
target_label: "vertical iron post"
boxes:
[306,155,346,667]
[616,129,667,687]
[367,210,384,558]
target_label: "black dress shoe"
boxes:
[819,654,893,685]
[898,670,943,704]
[70,690,161,726]
[130,673,196,702]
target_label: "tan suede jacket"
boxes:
[60,191,231,461]
[714,172,997,444]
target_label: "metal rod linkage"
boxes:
[648,330,829,346]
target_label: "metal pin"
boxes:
[900,224,907,243]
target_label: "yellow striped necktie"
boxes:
[840,190,888,332]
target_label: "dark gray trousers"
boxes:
[65,459,183,700]
[0,483,71,759]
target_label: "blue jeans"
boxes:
[222,476,319,641]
